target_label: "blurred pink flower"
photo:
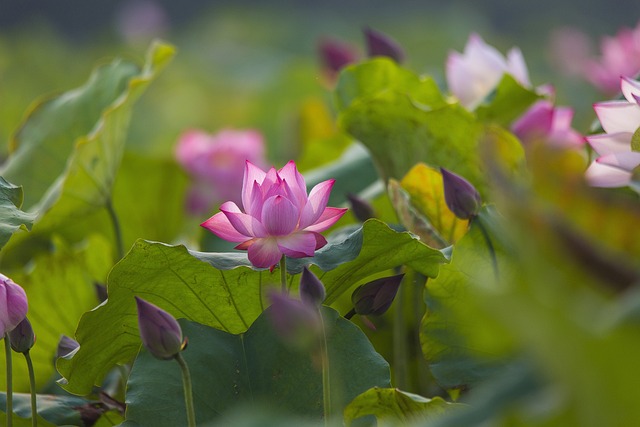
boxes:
[115,0,169,45]
[586,22,640,95]
[176,129,266,214]
[548,27,592,77]
[511,100,584,148]
[551,23,640,95]
[201,160,347,269]
[585,76,640,187]
[446,33,531,110]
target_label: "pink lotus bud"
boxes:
[299,266,326,307]
[57,335,80,358]
[175,129,266,215]
[0,273,28,337]
[440,168,482,220]
[351,274,405,316]
[9,317,35,354]
[135,297,187,360]
[202,160,348,269]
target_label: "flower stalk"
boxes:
[319,311,332,426]
[280,256,287,294]
[474,216,499,279]
[4,334,13,427]
[175,353,196,427]
[106,197,124,261]
[24,351,37,427]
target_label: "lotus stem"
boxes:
[175,353,196,427]
[280,256,287,294]
[319,310,331,425]
[4,334,13,427]
[475,216,499,279]
[106,197,124,261]
[24,351,37,427]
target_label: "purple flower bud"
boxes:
[351,274,404,316]
[347,193,375,222]
[9,317,35,354]
[268,291,321,349]
[57,335,80,358]
[135,297,186,360]
[0,273,28,336]
[364,27,405,63]
[440,168,482,220]
[318,38,359,77]
[300,266,326,307]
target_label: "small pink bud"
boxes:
[440,168,482,220]
[135,297,186,360]
[0,273,28,337]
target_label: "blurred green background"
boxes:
[2,0,640,164]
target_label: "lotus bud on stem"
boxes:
[9,318,37,427]
[135,297,195,427]
[1,273,29,427]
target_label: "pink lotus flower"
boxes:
[511,100,584,148]
[585,76,640,187]
[446,33,531,110]
[175,129,266,214]
[0,273,28,337]
[202,161,347,269]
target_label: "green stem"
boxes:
[475,216,499,279]
[393,276,408,390]
[24,351,37,427]
[279,256,287,294]
[175,353,196,427]
[106,197,124,261]
[319,310,331,425]
[4,334,13,427]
